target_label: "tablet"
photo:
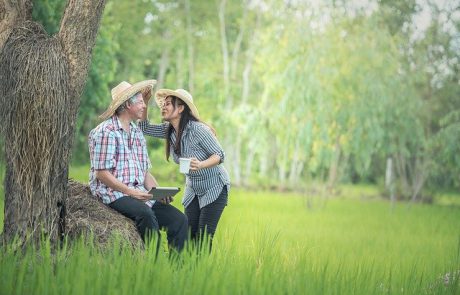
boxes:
[148,187,181,201]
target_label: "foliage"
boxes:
[431,110,460,188]
[28,0,460,194]
[31,0,66,34]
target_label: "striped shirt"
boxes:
[139,120,230,208]
[88,116,154,207]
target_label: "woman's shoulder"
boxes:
[188,121,210,133]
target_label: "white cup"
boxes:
[179,158,192,174]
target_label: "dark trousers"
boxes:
[185,186,227,250]
[109,196,188,252]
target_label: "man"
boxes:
[88,80,187,252]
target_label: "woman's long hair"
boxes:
[165,96,215,161]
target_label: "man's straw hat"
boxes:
[99,80,157,120]
[155,88,200,120]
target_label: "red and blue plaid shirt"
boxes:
[88,116,154,207]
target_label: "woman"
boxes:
[139,88,230,250]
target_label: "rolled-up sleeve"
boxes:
[196,124,225,163]
[138,120,168,139]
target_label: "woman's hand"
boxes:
[189,157,202,171]
[189,155,221,171]
[141,89,152,121]
[142,88,152,104]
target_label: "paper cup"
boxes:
[179,158,191,173]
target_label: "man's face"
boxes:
[127,93,146,120]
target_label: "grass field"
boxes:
[0,167,459,294]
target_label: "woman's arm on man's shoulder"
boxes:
[138,120,168,138]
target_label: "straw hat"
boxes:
[99,79,157,120]
[155,88,200,120]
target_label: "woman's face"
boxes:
[161,96,183,122]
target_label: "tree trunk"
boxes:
[218,0,231,108]
[288,137,303,185]
[243,148,255,186]
[410,156,428,203]
[240,12,259,105]
[184,0,194,93]
[327,136,342,190]
[176,48,185,88]
[0,0,107,246]
[157,32,170,90]
[230,2,248,81]
[394,151,410,197]
[277,140,288,187]
[233,136,242,186]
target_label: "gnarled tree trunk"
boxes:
[0,0,107,246]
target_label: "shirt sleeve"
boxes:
[142,135,152,171]
[196,123,225,163]
[138,120,168,138]
[91,128,116,170]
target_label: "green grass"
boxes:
[1,167,460,294]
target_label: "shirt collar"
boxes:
[111,116,137,132]
[181,120,192,137]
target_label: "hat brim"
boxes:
[99,79,156,120]
[155,89,200,120]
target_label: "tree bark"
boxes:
[157,31,171,90]
[327,136,342,190]
[0,0,31,51]
[230,2,248,81]
[288,137,301,185]
[240,12,259,105]
[218,0,231,108]
[0,0,107,246]
[176,48,185,88]
[184,0,194,93]
[59,0,107,97]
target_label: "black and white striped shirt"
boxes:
[138,120,230,208]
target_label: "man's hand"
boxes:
[96,170,152,202]
[159,196,174,205]
[129,189,153,202]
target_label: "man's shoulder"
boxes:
[99,118,119,131]
[90,118,118,137]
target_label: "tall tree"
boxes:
[0,0,107,245]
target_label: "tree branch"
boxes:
[58,0,107,96]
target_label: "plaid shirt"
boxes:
[88,116,154,207]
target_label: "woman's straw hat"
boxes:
[99,80,157,120]
[155,88,200,120]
